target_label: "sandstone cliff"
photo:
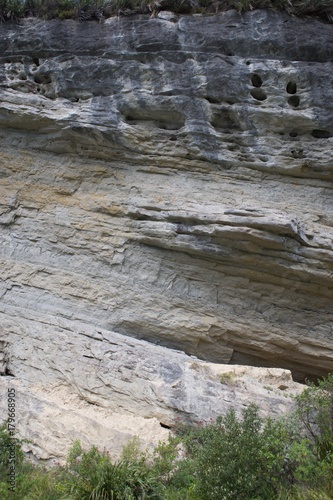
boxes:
[0,10,332,460]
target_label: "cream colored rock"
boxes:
[0,378,170,463]
[0,330,303,462]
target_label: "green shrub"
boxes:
[294,374,333,457]
[62,440,161,499]
[0,0,26,21]
[0,421,63,499]
[291,374,333,492]
[190,405,290,499]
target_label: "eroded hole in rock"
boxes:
[158,122,181,131]
[286,81,297,94]
[251,73,263,87]
[123,109,185,131]
[288,95,300,107]
[34,74,43,84]
[19,73,27,81]
[205,96,220,104]
[311,129,331,138]
[160,422,171,429]
[34,73,52,85]
[291,148,304,158]
[33,57,40,66]
[290,131,298,138]
[211,109,239,131]
[250,88,267,101]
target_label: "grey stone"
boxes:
[0,10,332,460]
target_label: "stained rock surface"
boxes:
[0,9,332,459]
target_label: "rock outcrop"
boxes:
[0,330,303,462]
[0,9,332,459]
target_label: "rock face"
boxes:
[0,333,303,462]
[0,9,332,459]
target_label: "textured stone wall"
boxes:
[0,11,332,457]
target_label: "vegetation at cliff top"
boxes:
[0,374,333,499]
[0,0,333,22]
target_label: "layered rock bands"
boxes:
[0,9,332,459]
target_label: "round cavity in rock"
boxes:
[288,95,300,108]
[286,81,297,94]
[19,74,27,81]
[33,57,40,66]
[34,74,51,85]
[289,131,298,138]
[246,61,251,65]
[205,96,220,104]
[311,129,331,139]
[250,88,267,101]
[251,74,263,88]
[34,74,43,84]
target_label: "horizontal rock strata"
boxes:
[0,10,332,462]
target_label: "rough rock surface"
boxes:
[0,9,332,459]
[0,329,302,462]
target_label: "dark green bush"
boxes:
[174,405,294,499]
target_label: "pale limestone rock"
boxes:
[0,10,332,461]
[0,327,303,462]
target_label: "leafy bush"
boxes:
[177,405,293,499]
[62,440,161,499]
[291,374,333,492]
